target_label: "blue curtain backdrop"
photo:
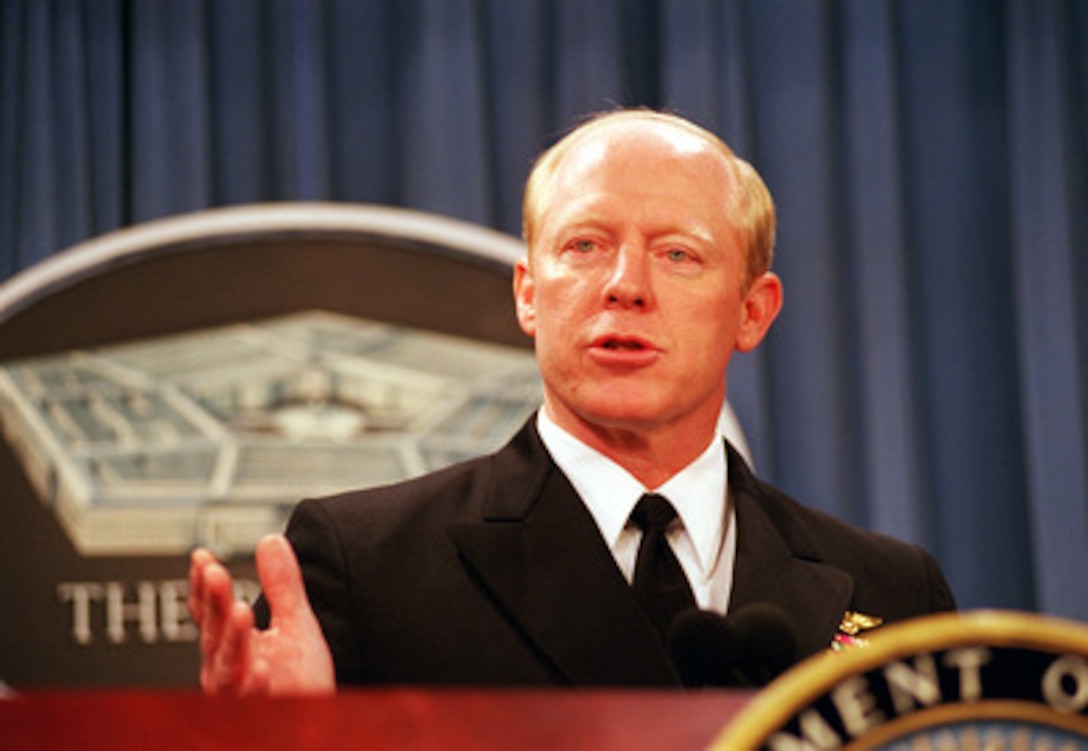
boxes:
[2,0,1085,620]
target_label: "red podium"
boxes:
[0,689,754,750]
[6,614,1088,749]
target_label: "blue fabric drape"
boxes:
[2,0,1085,620]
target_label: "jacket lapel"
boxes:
[447,427,856,680]
[725,444,855,659]
[447,422,680,687]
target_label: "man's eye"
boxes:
[666,248,691,262]
[572,239,597,253]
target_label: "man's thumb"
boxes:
[255,534,309,622]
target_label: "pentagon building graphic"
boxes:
[0,311,540,557]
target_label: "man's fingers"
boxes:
[203,601,254,695]
[188,548,215,624]
[192,535,332,696]
[255,534,309,625]
[198,560,235,658]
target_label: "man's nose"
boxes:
[604,245,652,309]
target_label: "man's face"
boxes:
[515,121,774,445]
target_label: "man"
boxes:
[189,109,955,695]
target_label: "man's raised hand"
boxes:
[188,534,335,696]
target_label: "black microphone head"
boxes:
[666,608,742,688]
[731,603,799,687]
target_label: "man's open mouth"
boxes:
[601,339,646,350]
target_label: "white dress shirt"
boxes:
[536,410,736,615]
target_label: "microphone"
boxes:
[667,603,798,688]
[731,603,798,686]
[667,609,743,687]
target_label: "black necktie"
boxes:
[630,493,696,642]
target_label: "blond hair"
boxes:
[521,109,776,287]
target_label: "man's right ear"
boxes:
[513,260,537,337]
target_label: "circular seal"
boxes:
[711,610,1088,750]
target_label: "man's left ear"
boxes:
[735,272,784,352]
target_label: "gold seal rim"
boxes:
[709,609,1088,750]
